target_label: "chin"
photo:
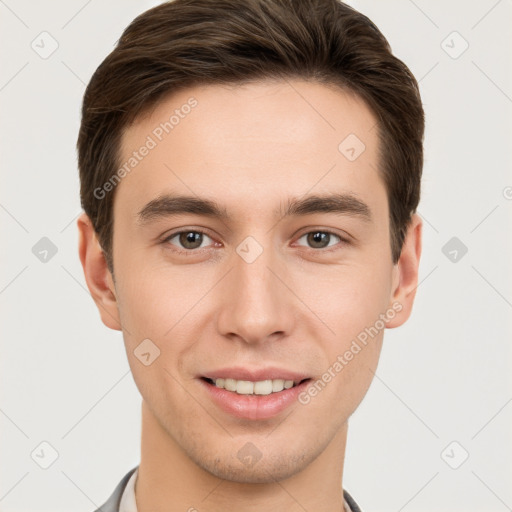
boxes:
[196,452,309,484]
[180,431,318,484]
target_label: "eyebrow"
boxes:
[136,192,372,225]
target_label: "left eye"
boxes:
[295,230,343,250]
[164,230,214,251]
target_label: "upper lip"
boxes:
[200,367,310,383]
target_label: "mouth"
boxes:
[198,371,312,420]
[201,377,310,395]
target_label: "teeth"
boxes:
[212,378,298,394]
[224,378,237,391]
[254,380,272,395]
[236,380,254,394]
[272,379,284,392]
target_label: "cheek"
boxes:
[299,259,393,331]
[114,264,204,389]
[115,261,189,338]
[298,262,391,389]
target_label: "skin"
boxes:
[78,79,422,511]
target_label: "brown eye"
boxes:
[164,230,213,251]
[296,230,343,250]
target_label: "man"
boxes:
[77,0,424,510]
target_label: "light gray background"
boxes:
[1,1,511,511]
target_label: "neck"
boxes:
[136,400,348,512]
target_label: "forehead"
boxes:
[115,79,385,223]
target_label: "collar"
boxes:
[97,466,362,512]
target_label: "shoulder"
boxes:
[343,488,363,512]
[91,466,139,512]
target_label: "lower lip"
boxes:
[199,378,310,420]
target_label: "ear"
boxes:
[386,213,422,328]
[77,212,122,331]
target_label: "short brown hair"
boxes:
[77,0,424,273]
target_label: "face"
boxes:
[81,79,419,484]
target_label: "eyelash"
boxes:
[161,228,349,255]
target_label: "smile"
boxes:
[199,369,312,420]
[204,377,304,395]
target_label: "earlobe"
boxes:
[77,212,122,331]
[386,213,422,329]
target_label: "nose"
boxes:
[215,239,295,346]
